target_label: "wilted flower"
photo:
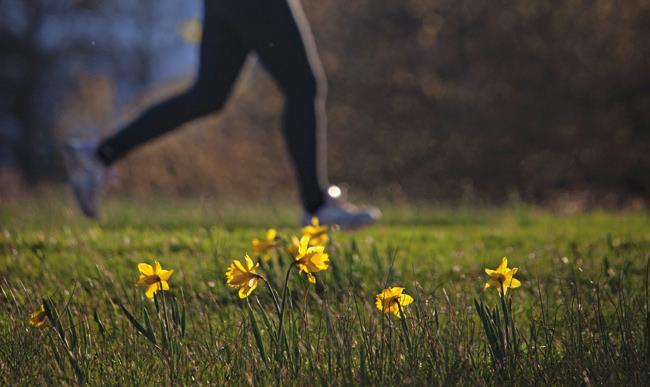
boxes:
[252,228,279,261]
[375,287,414,318]
[29,305,47,327]
[225,254,261,298]
[484,257,521,295]
[301,217,329,246]
[137,261,174,299]
[295,236,329,284]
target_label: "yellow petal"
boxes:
[497,257,508,273]
[233,259,247,273]
[299,236,310,255]
[161,281,170,291]
[244,255,255,271]
[238,279,258,298]
[485,268,497,275]
[399,294,414,306]
[375,296,384,311]
[138,263,154,276]
[390,287,405,296]
[158,269,174,281]
[306,245,325,254]
[145,284,158,299]
[153,261,162,275]
[307,273,316,284]
[509,278,522,288]
[267,229,277,241]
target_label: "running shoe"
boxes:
[63,139,107,218]
[302,185,381,230]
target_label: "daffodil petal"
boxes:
[158,269,174,281]
[390,287,405,295]
[234,259,247,273]
[497,257,508,272]
[145,284,158,299]
[299,236,310,255]
[509,278,522,288]
[154,261,163,275]
[138,263,154,276]
[399,294,414,306]
[244,254,255,270]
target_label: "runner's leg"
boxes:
[96,1,249,165]
[240,0,327,213]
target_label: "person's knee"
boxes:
[285,71,327,104]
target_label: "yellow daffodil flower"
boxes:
[301,217,329,246]
[252,228,279,261]
[137,260,174,299]
[285,235,301,257]
[295,236,329,284]
[29,305,47,327]
[484,257,521,295]
[225,254,261,298]
[375,287,414,318]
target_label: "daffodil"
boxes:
[294,236,329,284]
[301,217,329,246]
[137,260,174,299]
[225,254,261,298]
[484,257,521,295]
[252,228,279,261]
[375,287,414,318]
[29,305,47,327]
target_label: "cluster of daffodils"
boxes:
[226,217,331,300]
[30,217,523,328]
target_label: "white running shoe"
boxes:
[302,185,381,230]
[63,139,107,218]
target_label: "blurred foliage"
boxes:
[2,0,649,204]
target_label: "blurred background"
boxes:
[1,0,648,208]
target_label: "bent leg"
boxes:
[97,2,249,165]
[243,0,328,213]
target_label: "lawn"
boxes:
[0,198,648,385]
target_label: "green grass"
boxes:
[0,198,648,385]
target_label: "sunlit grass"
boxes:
[0,198,648,384]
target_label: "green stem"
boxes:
[277,262,295,345]
[396,301,412,353]
[260,275,282,318]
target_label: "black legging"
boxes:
[97,0,327,212]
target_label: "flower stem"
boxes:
[277,263,295,344]
[260,275,282,318]
[396,301,412,353]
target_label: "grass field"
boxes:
[1,198,648,385]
